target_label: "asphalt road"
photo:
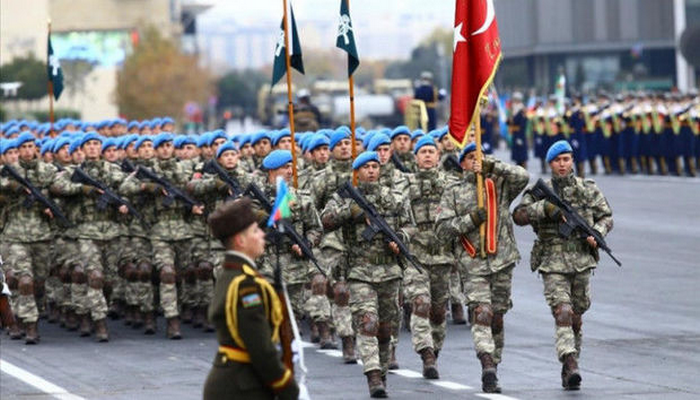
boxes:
[2,155,700,400]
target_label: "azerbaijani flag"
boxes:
[267,177,295,227]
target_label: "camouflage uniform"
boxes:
[0,160,57,339]
[396,151,418,172]
[52,159,128,339]
[321,181,415,376]
[404,168,456,357]
[513,172,613,362]
[436,156,529,366]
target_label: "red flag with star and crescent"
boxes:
[448,0,502,148]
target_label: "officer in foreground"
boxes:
[203,197,299,400]
[512,140,614,391]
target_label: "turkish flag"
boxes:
[448,0,502,148]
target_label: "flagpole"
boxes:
[346,0,359,186]
[475,101,486,258]
[47,19,55,133]
[282,0,299,189]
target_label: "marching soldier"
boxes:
[508,92,529,169]
[203,197,299,400]
[512,140,614,391]
[436,140,529,393]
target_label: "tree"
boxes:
[0,54,47,100]
[384,28,452,88]
[217,69,267,116]
[116,26,213,120]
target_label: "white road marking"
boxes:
[475,393,520,400]
[1,359,87,400]
[389,369,423,379]
[316,349,343,358]
[430,380,473,390]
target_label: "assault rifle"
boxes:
[529,179,621,267]
[71,167,145,223]
[337,181,425,274]
[391,153,411,173]
[0,165,72,228]
[442,154,462,173]
[202,160,243,198]
[244,183,326,278]
[133,165,201,208]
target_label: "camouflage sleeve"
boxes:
[586,180,614,237]
[187,174,221,196]
[118,172,145,196]
[106,163,127,189]
[434,184,479,240]
[512,190,548,226]
[50,170,85,196]
[297,190,323,246]
[320,193,351,232]
[490,159,530,202]
[396,191,416,244]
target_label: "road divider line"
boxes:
[389,369,423,379]
[431,380,473,390]
[1,359,87,400]
[475,393,520,400]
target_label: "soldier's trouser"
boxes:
[109,236,130,305]
[76,239,115,321]
[6,241,52,323]
[404,264,451,353]
[321,245,353,337]
[349,279,400,374]
[56,238,79,311]
[287,283,308,322]
[152,239,192,319]
[121,237,154,313]
[542,270,591,361]
[449,265,466,306]
[304,273,332,322]
[464,264,514,365]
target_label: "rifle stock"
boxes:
[1,165,72,228]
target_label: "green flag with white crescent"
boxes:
[336,0,359,77]
[47,34,64,100]
[271,2,304,88]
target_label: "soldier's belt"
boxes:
[368,254,395,265]
[545,241,589,253]
[218,345,251,363]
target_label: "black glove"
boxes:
[469,208,487,225]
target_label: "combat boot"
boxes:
[24,321,39,344]
[93,318,109,342]
[107,299,123,320]
[132,309,144,329]
[180,305,193,324]
[388,345,399,370]
[310,320,320,343]
[166,317,182,340]
[451,303,467,325]
[79,314,92,337]
[341,336,357,364]
[47,302,60,323]
[65,310,79,331]
[561,353,581,390]
[618,158,626,175]
[318,321,337,350]
[365,370,387,398]
[659,158,669,175]
[192,306,204,329]
[478,353,500,393]
[143,312,156,335]
[420,347,439,379]
[8,320,23,339]
[202,310,215,333]
[675,157,683,176]
[688,158,697,177]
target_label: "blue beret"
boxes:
[161,117,175,126]
[367,133,391,152]
[4,126,20,137]
[134,135,154,151]
[329,131,350,150]
[251,131,271,146]
[458,142,481,164]
[150,118,163,129]
[335,125,351,135]
[272,130,291,146]
[413,136,437,154]
[216,141,239,159]
[208,130,227,146]
[101,138,117,152]
[362,132,377,149]
[352,151,380,170]
[153,133,174,148]
[79,132,103,148]
[390,125,411,139]
[546,140,573,163]
[307,134,330,152]
[196,132,211,148]
[1,139,18,154]
[17,121,29,129]
[15,132,36,147]
[356,126,366,135]
[68,139,83,155]
[239,134,251,146]
[262,149,293,170]
[120,134,139,149]
[173,135,186,149]
[40,140,55,155]
[52,137,72,153]
[139,121,151,130]
[428,129,442,139]
[127,121,140,130]
[318,129,333,138]
[411,130,425,140]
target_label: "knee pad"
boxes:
[333,283,349,306]
[196,261,213,281]
[137,262,153,283]
[183,264,197,284]
[358,313,378,337]
[58,265,71,283]
[310,274,327,296]
[18,275,34,296]
[88,270,104,290]
[160,265,177,285]
[491,312,504,335]
[572,313,582,334]
[429,301,447,325]
[122,263,138,282]
[377,322,392,341]
[5,270,18,290]
[473,304,493,327]
[554,303,573,327]
[71,266,87,284]
[412,295,431,318]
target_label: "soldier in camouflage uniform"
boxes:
[51,133,129,342]
[512,140,613,391]
[250,132,273,170]
[436,141,529,393]
[321,151,416,398]
[0,133,58,343]
[390,126,417,172]
[120,134,205,339]
[403,136,458,379]
[298,134,330,190]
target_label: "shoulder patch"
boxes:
[241,292,262,308]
